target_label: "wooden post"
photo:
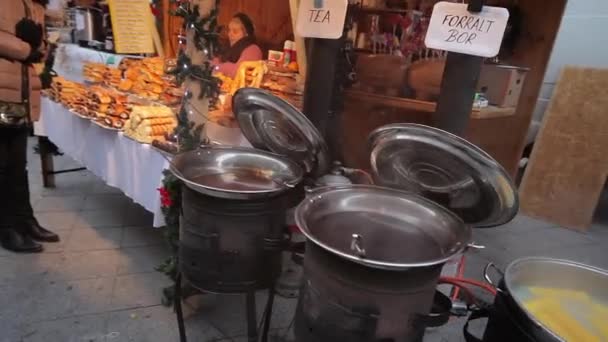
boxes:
[289,0,307,79]
[433,0,485,136]
[433,53,483,135]
[302,37,343,151]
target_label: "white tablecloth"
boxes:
[53,44,129,84]
[35,98,168,228]
[34,44,252,227]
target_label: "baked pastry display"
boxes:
[81,57,182,106]
[83,63,108,84]
[120,57,182,105]
[209,61,303,128]
[230,61,268,94]
[124,106,177,144]
[104,68,123,89]
[48,77,88,110]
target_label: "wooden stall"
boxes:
[160,0,567,180]
[339,1,568,177]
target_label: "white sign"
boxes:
[296,0,348,39]
[424,2,509,58]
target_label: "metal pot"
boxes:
[294,185,469,341]
[171,89,330,295]
[179,185,293,293]
[71,7,105,44]
[465,258,608,342]
[293,124,519,342]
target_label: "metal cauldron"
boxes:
[171,146,304,293]
[293,124,519,342]
[295,185,469,341]
[170,89,331,294]
[466,258,608,342]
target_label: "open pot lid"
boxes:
[369,124,518,228]
[233,88,330,178]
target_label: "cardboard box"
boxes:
[477,64,529,108]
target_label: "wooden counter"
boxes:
[338,90,519,173]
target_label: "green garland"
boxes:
[171,1,221,53]
[156,0,221,288]
[168,52,222,103]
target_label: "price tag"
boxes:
[424,2,509,58]
[75,14,85,31]
[296,0,348,39]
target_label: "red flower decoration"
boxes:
[150,4,161,17]
[158,187,173,208]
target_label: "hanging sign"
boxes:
[424,2,509,58]
[107,0,155,54]
[296,0,348,39]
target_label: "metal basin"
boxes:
[170,146,304,200]
[500,258,608,342]
[295,185,471,270]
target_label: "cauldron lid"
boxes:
[369,124,518,228]
[295,185,471,269]
[233,88,330,178]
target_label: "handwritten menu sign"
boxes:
[108,0,155,54]
[425,2,509,58]
[296,0,348,39]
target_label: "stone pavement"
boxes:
[0,139,607,342]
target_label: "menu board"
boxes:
[108,0,155,54]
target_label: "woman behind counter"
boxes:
[214,13,262,78]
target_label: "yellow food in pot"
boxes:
[521,286,608,341]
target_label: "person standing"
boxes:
[0,0,59,253]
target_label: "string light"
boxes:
[158,0,222,301]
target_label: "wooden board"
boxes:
[345,90,516,119]
[520,67,608,231]
[108,0,156,54]
[497,0,568,176]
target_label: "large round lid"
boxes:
[233,88,330,178]
[170,146,303,200]
[295,185,471,270]
[369,124,518,227]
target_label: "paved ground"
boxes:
[1,139,607,342]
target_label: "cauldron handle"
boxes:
[415,290,453,328]
[463,307,492,342]
[288,241,306,265]
[483,262,504,293]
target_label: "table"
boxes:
[33,44,254,228]
[35,98,169,228]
